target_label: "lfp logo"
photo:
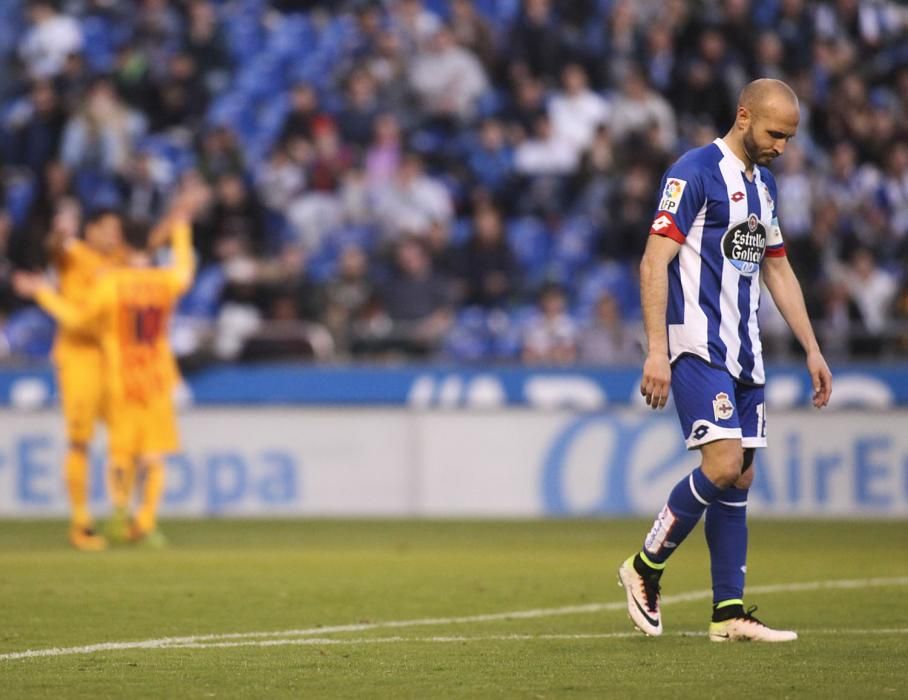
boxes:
[658,178,687,212]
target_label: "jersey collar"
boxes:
[714,137,749,173]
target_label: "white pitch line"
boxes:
[140,628,908,652]
[2,576,907,662]
[15,628,908,657]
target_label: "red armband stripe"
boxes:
[648,212,686,244]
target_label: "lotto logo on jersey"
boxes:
[659,178,687,212]
[649,212,684,243]
[651,214,672,231]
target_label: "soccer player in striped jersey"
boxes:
[618,79,833,642]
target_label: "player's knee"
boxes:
[704,449,744,487]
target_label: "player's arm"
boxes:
[166,218,196,295]
[762,255,832,408]
[14,272,111,331]
[159,179,206,294]
[639,165,703,410]
[36,279,111,332]
[759,170,831,408]
[640,234,681,410]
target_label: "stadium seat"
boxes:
[474,0,521,24]
[491,305,537,360]
[577,261,641,320]
[551,215,596,277]
[178,264,227,319]
[4,174,36,229]
[442,306,491,362]
[1,307,55,359]
[506,217,551,289]
[79,16,116,72]
[449,218,472,247]
[73,171,122,211]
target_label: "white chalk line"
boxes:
[131,628,908,652]
[2,576,906,662]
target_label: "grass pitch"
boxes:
[0,519,906,699]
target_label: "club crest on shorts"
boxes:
[713,392,734,421]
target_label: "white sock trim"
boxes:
[689,473,710,506]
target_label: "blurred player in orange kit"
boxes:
[17,185,205,547]
[45,203,126,551]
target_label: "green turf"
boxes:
[0,519,906,699]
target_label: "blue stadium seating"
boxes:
[506,216,551,289]
[1,307,55,359]
[178,264,227,319]
[4,175,35,229]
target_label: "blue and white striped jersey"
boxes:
[648,138,786,385]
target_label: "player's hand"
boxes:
[806,349,832,408]
[146,220,171,251]
[12,271,48,299]
[171,174,211,221]
[640,353,671,410]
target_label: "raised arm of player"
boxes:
[639,234,682,410]
[166,218,196,296]
[13,269,113,334]
[35,277,113,333]
[762,255,832,408]
[155,178,207,294]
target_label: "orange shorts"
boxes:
[55,345,107,445]
[107,393,180,459]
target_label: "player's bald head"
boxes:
[738,79,799,120]
[730,79,800,166]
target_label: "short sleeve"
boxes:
[648,159,706,245]
[761,169,786,258]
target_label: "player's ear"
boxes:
[735,105,750,131]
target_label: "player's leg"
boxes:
[619,357,743,636]
[58,359,106,551]
[106,451,137,543]
[706,385,796,642]
[705,383,766,611]
[129,394,178,546]
[705,449,753,620]
[130,454,167,547]
[106,404,139,543]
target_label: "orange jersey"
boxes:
[52,240,121,360]
[38,223,195,404]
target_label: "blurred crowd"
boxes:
[0,0,906,365]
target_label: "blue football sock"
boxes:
[641,466,725,566]
[705,486,749,606]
